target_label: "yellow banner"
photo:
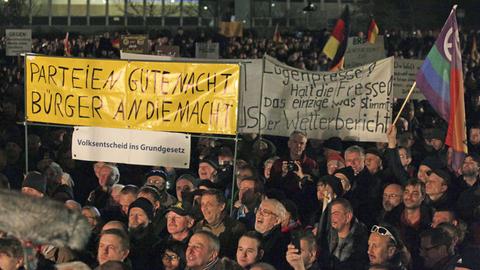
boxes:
[26,55,239,135]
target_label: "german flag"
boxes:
[273,23,282,43]
[367,18,379,44]
[322,6,350,71]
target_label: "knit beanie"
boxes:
[322,175,344,197]
[22,171,46,194]
[128,197,154,221]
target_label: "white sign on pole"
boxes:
[393,58,425,100]
[344,36,386,69]
[195,42,220,59]
[260,56,394,142]
[6,29,32,56]
[72,127,191,168]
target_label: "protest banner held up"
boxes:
[25,55,240,135]
[120,35,149,54]
[119,51,263,134]
[393,58,425,99]
[258,55,394,142]
[6,29,32,56]
[344,35,386,68]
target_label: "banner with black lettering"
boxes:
[72,127,191,167]
[119,51,263,134]
[26,55,239,135]
[260,55,394,142]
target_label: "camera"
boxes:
[287,161,298,172]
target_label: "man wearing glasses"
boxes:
[419,228,463,270]
[254,198,290,270]
[368,223,410,269]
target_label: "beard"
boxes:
[462,168,478,178]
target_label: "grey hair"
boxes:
[194,230,220,253]
[103,164,120,186]
[250,262,276,270]
[262,198,286,224]
[55,261,92,270]
[344,145,365,158]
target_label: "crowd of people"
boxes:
[0,26,480,270]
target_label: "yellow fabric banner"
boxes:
[26,55,240,135]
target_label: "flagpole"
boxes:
[392,81,416,126]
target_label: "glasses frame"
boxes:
[371,225,397,245]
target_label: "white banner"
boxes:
[195,42,220,59]
[119,52,263,134]
[260,56,394,142]
[6,29,32,56]
[393,58,425,100]
[344,36,386,69]
[72,127,191,168]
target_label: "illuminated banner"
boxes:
[72,127,191,168]
[26,55,240,135]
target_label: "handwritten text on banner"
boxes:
[26,55,240,135]
[259,56,394,142]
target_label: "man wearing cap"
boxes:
[21,171,46,197]
[426,128,448,163]
[317,137,343,176]
[145,169,177,208]
[127,197,159,270]
[175,174,196,203]
[417,156,444,183]
[425,168,455,210]
[198,158,219,183]
[165,202,196,244]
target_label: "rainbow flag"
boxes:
[416,5,467,171]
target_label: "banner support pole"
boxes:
[392,81,416,126]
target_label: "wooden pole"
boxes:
[392,81,417,126]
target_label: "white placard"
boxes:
[260,56,394,142]
[195,42,220,59]
[72,127,191,168]
[344,36,386,69]
[393,58,425,100]
[6,29,32,56]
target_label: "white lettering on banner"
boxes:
[259,55,394,142]
[393,58,425,100]
[72,127,191,168]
